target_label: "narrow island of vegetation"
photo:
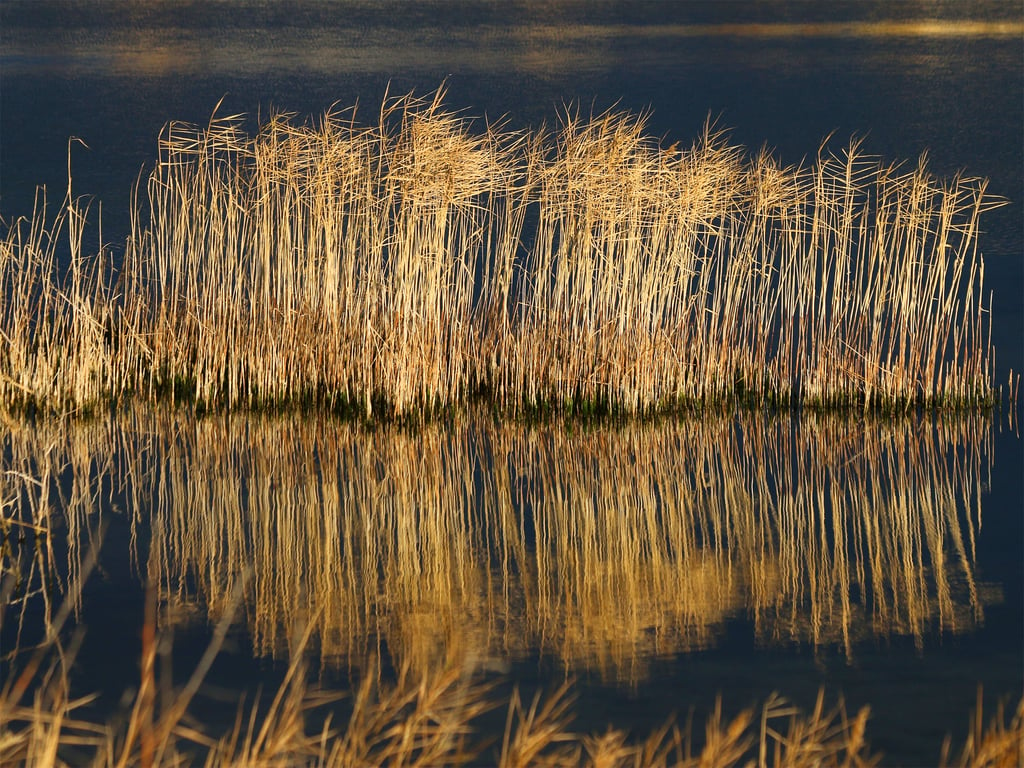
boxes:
[1,88,1021,766]
[0,88,1011,420]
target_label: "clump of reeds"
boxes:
[940,688,1024,768]
[0,571,494,767]
[0,186,116,415]
[0,88,1007,417]
[4,598,1022,767]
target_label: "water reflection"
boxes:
[1,409,999,686]
[3,3,1020,79]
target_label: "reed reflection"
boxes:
[0,410,999,685]
[139,411,995,684]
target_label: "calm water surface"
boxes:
[1,2,1022,764]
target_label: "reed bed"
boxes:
[0,89,1006,416]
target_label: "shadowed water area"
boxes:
[1,1,1022,765]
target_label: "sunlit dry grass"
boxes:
[0,88,1006,417]
[3,608,1021,767]
[940,689,1024,768]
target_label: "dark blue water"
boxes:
[2,2,1022,764]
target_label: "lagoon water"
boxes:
[1,1,1022,764]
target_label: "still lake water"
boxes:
[1,1,1022,764]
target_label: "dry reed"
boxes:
[0,88,1006,417]
[3,615,1020,767]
